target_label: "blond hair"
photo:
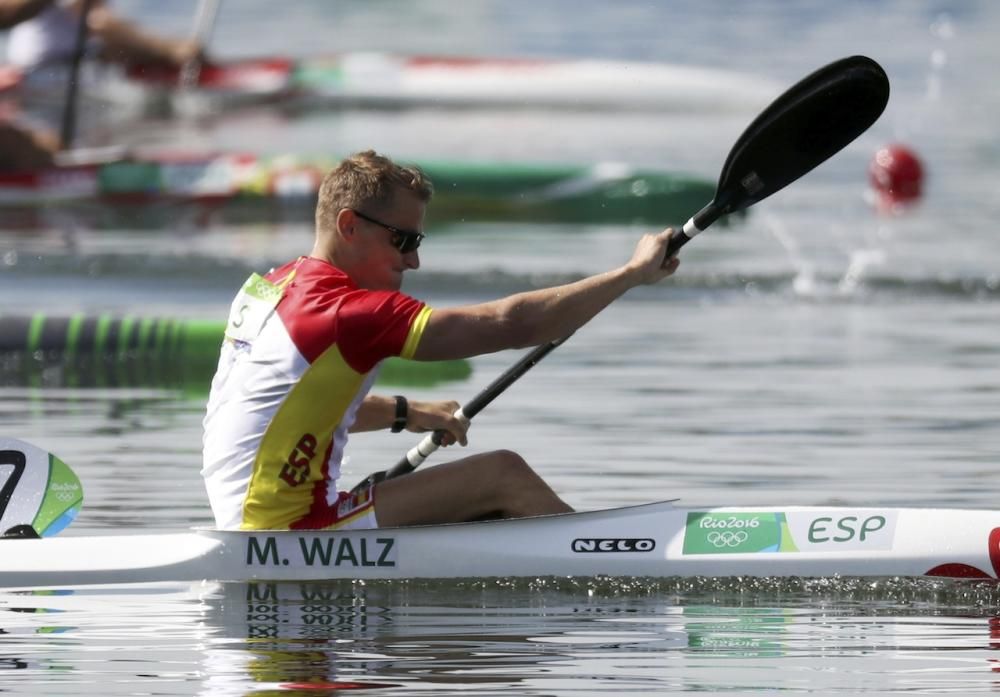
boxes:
[315,150,433,233]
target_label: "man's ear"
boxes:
[335,208,357,241]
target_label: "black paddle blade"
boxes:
[708,55,889,223]
[666,55,889,257]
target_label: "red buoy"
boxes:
[869,144,925,212]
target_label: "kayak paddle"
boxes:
[666,54,890,257]
[59,0,96,149]
[0,438,83,538]
[179,0,222,89]
[351,335,573,491]
[357,55,890,489]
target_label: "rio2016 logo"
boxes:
[684,513,780,555]
[699,515,761,530]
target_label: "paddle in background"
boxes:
[354,55,891,490]
[59,0,96,150]
[179,0,221,89]
[0,438,83,538]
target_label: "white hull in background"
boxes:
[2,54,781,114]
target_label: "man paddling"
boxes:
[202,150,680,531]
[1,0,62,169]
[6,0,203,73]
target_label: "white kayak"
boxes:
[1,52,781,115]
[288,53,782,111]
[2,500,999,589]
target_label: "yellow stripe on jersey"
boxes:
[241,343,366,529]
[400,305,433,359]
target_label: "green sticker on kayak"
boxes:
[1,439,83,537]
[684,510,898,555]
[33,454,83,537]
[683,512,794,555]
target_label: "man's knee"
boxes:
[486,450,542,482]
[492,449,527,469]
[484,450,570,516]
[0,125,55,172]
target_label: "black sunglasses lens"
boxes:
[394,233,423,253]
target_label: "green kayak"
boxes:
[0,152,718,228]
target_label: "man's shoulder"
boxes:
[270,257,349,287]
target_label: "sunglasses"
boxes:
[351,209,425,253]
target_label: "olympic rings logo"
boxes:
[706,530,749,548]
[49,483,79,503]
[254,281,280,300]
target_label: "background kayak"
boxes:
[2,51,781,118]
[0,151,718,229]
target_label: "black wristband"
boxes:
[391,395,408,433]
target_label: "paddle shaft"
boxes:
[377,192,727,485]
[350,336,569,491]
[180,0,221,88]
[664,196,729,257]
[360,55,888,488]
[59,0,96,149]
[373,218,691,486]
[392,335,569,474]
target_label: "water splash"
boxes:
[838,247,886,295]
[926,13,955,103]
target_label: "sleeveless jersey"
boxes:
[201,257,432,530]
[7,5,85,69]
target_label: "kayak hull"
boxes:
[3,501,999,589]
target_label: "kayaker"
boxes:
[0,101,58,170]
[202,150,681,531]
[1,0,60,170]
[0,0,203,171]
[6,0,202,73]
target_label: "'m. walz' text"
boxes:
[246,535,397,568]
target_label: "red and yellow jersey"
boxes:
[202,257,432,530]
